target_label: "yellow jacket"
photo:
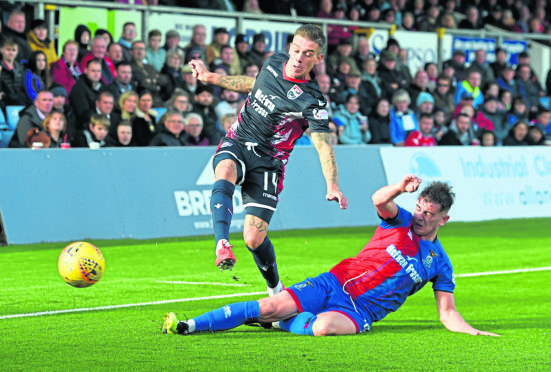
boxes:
[27,31,58,65]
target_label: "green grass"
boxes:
[1,218,550,371]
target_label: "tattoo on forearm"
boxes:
[248,217,268,232]
[217,75,255,93]
[312,132,339,187]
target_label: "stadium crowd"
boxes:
[1,0,551,149]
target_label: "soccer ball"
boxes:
[58,242,105,288]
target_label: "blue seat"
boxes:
[152,107,167,120]
[0,130,15,148]
[0,109,7,127]
[6,105,25,130]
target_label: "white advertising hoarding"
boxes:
[380,147,551,222]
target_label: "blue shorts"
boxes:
[286,272,372,333]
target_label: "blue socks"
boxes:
[247,236,279,289]
[211,179,235,243]
[192,301,260,332]
[279,312,317,336]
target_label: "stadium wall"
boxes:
[1,146,550,245]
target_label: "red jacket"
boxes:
[50,57,81,97]
[404,130,437,147]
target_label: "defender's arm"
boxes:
[189,59,255,93]
[371,174,421,219]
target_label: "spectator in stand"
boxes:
[149,109,187,146]
[431,106,448,142]
[531,108,551,137]
[107,61,137,108]
[235,34,252,72]
[481,81,500,101]
[95,29,114,46]
[74,25,91,63]
[516,64,542,114]
[407,70,430,111]
[69,59,105,127]
[27,19,57,64]
[328,3,355,53]
[483,5,504,28]
[43,111,67,148]
[337,69,373,116]
[79,36,116,85]
[333,93,371,145]
[417,5,440,32]
[50,40,81,99]
[444,50,467,83]
[146,29,166,73]
[0,38,26,108]
[50,84,75,141]
[105,120,135,147]
[516,52,544,92]
[361,57,381,103]
[526,123,547,146]
[243,62,259,78]
[404,112,436,147]
[389,89,418,146]
[166,89,192,114]
[438,113,478,146]
[132,90,157,146]
[512,5,531,33]
[480,95,507,144]
[455,70,483,109]
[424,62,438,91]
[500,9,516,31]
[183,112,210,146]
[107,42,124,65]
[244,0,263,14]
[72,114,110,148]
[162,49,184,99]
[118,22,137,62]
[213,44,240,76]
[496,64,517,95]
[110,90,137,134]
[182,66,199,98]
[507,96,529,126]
[192,84,218,144]
[457,103,493,139]
[468,49,495,87]
[326,38,355,77]
[369,98,392,144]
[248,33,267,68]
[459,6,481,29]
[317,73,337,118]
[377,50,407,102]
[94,91,117,130]
[498,88,513,112]
[439,11,457,29]
[10,90,54,147]
[130,40,168,107]
[415,92,434,118]
[206,28,239,76]
[183,25,207,63]
[401,11,416,31]
[162,29,185,55]
[4,9,32,62]
[502,120,529,146]
[386,38,412,86]
[479,128,497,146]
[215,87,242,121]
[23,51,53,103]
[353,38,375,73]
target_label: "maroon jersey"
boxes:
[226,53,330,163]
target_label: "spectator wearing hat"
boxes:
[206,27,229,65]
[443,49,467,82]
[496,64,517,95]
[454,70,484,109]
[249,33,267,68]
[377,50,408,101]
[385,38,412,86]
[3,9,32,63]
[162,29,186,56]
[192,84,219,144]
[415,91,434,118]
[468,49,495,87]
[183,25,207,64]
[130,40,169,107]
[326,38,355,77]
[432,75,455,123]
[337,69,377,116]
[483,5,504,28]
[50,84,76,141]
[146,29,167,73]
[27,19,58,65]
[234,33,252,70]
[480,95,507,142]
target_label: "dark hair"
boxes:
[148,29,162,39]
[115,61,132,70]
[25,51,48,74]
[86,58,102,69]
[94,28,113,44]
[479,129,496,146]
[220,44,233,53]
[418,112,433,121]
[419,182,455,213]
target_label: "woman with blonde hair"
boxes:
[43,111,67,148]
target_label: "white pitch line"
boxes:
[157,281,247,287]
[0,291,265,320]
[455,266,551,278]
[2,266,551,320]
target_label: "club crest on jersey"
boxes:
[423,255,433,269]
[287,84,303,100]
[313,108,329,120]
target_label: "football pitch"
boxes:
[1,218,550,371]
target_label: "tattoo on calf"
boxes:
[248,217,268,232]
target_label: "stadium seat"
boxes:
[6,106,25,131]
[0,109,7,127]
[152,107,167,120]
[0,130,15,148]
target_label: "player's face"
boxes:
[412,197,449,240]
[286,35,323,80]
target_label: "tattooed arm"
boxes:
[189,59,255,93]
[311,132,348,209]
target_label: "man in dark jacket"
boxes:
[0,37,26,108]
[69,59,106,127]
[10,90,54,146]
[3,9,32,62]
[149,110,187,146]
